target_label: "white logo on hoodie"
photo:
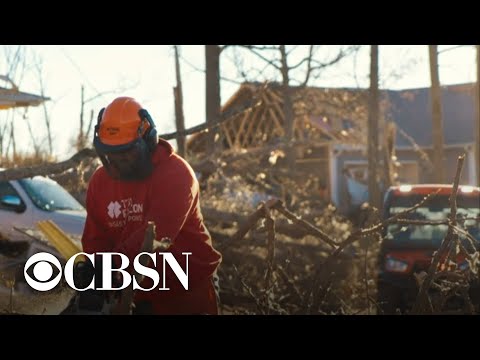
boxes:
[107,201,122,219]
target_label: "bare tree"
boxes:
[0,48,52,159]
[0,111,12,159]
[205,45,221,155]
[0,46,27,159]
[368,45,381,209]
[3,46,27,85]
[34,57,53,156]
[429,45,446,183]
[174,45,186,158]
[74,82,139,151]
[0,120,7,156]
[8,119,16,159]
[22,110,42,157]
[79,85,86,148]
[233,45,357,172]
[76,85,96,151]
[276,45,295,170]
[382,121,397,189]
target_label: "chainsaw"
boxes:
[36,220,156,315]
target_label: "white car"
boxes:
[0,173,86,242]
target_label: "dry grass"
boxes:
[0,152,57,168]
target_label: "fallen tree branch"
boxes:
[306,189,441,313]
[0,98,262,181]
[203,206,328,242]
[411,154,465,314]
[0,148,97,182]
[216,199,282,249]
[272,202,338,249]
[263,203,276,290]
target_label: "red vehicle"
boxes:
[377,184,480,314]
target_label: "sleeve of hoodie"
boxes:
[81,171,113,255]
[112,161,204,290]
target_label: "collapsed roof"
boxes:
[0,75,50,110]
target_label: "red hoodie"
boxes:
[81,139,222,314]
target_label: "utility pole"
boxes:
[368,45,381,209]
[173,45,186,158]
[429,45,446,183]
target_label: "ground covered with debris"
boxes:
[200,171,381,315]
[0,161,478,315]
[0,248,75,315]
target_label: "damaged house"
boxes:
[187,82,478,215]
[333,82,478,214]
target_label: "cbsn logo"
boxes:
[24,252,191,292]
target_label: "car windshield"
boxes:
[18,176,84,212]
[385,193,480,249]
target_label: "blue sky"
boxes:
[0,45,476,159]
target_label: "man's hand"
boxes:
[153,237,172,251]
[140,221,172,256]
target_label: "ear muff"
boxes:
[96,107,105,129]
[138,109,158,152]
[93,107,105,154]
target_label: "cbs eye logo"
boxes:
[24,253,62,291]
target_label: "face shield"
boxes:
[95,137,154,181]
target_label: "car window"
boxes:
[0,181,22,212]
[18,176,84,212]
[385,194,480,248]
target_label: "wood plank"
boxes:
[241,107,263,148]
[267,107,285,137]
[263,90,285,135]
[233,110,251,149]
[296,158,330,164]
[221,122,235,149]
[249,107,266,147]
[270,98,287,135]
[266,88,283,104]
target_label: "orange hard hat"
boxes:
[93,96,158,181]
[98,97,151,146]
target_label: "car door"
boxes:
[0,180,34,241]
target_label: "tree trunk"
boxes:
[78,85,85,150]
[280,45,296,173]
[205,45,221,155]
[173,45,186,158]
[37,73,53,157]
[10,120,16,159]
[382,121,396,188]
[476,45,480,186]
[368,45,381,209]
[429,45,446,183]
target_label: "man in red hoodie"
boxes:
[81,96,222,315]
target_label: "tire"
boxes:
[377,282,405,315]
